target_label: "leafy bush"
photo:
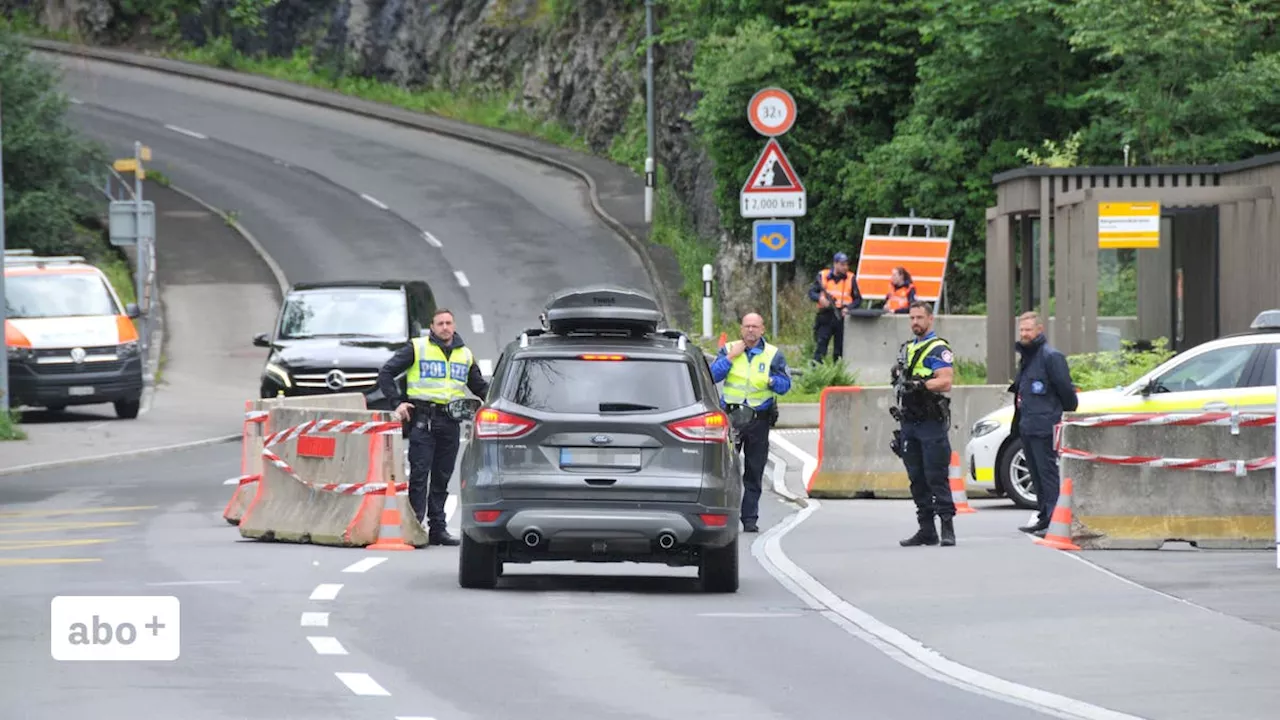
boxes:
[1066,338,1176,392]
[794,358,859,395]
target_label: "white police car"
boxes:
[964,310,1280,509]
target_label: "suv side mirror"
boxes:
[1139,379,1156,397]
[253,332,271,348]
[125,302,141,319]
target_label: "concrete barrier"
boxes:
[223,393,371,525]
[1059,414,1277,549]
[776,403,819,428]
[806,385,1011,498]
[236,406,429,548]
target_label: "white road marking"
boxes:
[422,230,442,248]
[478,358,493,376]
[300,612,329,627]
[396,717,439,720]
[145,580,240,586]
[454,271,470,287]
[445,494,458,522]
[698,612,803,618]
[307,636,348,655]
[309,583,343,601]
[69,97,83,104]
[222,478,239,485]
[762,437,1146,720]
[335,672,390,696]
[342,557,388,573]
[471,314,485,334]
[164,123,207,139]
[360,193,389,210]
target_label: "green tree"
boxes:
[1,29,105,255]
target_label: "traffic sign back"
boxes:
[753,220,795,263]
[740,139,806,218]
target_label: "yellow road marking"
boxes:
[0,558,102,566]
[0,539,114,551]
[0,505,156,519]
[0,521,137,535]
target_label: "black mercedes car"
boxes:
[253,280,436,410]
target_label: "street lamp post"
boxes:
[644,0,656,225]
[0,85,9,414]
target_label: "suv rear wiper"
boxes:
[599,402,658,412]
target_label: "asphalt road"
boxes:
[50,52,654,365]
[0,442,1069,720]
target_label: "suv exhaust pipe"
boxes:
[657,532,677,550]
[522,530,542,547]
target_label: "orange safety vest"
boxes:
[885,284,914,312]
[817,269,855,309]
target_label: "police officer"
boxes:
[377,308,489,546]
[709,312,792,533]
[890,301,957,547]
[1010,311,1078,537]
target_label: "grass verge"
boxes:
[0,409,27,441]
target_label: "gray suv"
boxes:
[456,286,743,592]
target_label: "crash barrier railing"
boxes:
[235,406,429,549]
[805,385,1010,499]
[223,392,375,525]
[1039,410,1278,551]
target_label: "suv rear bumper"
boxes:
[462,502,740,550]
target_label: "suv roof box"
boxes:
[542,285,665,335]
[1250,309,1280,329]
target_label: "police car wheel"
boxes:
[998,438,1038,510]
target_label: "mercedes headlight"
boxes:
[265,362,292,388]
[971,419,1001,438]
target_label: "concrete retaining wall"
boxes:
[841,314,1138,384]
[1060,419,1277,549]
[807,385,1011,498]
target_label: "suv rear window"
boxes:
[505,356,699,413]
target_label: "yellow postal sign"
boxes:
[1098,201,1160,249]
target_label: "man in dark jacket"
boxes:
[1010,311,1078,536]
[377,308,489,545]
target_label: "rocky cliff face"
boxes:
[12,0,765,319]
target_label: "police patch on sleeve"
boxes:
[940,349,954,364]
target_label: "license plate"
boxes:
[559,447,641,468]
[67,386,95,396]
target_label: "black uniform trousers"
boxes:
[900,418,955,521]
[406,403,461,532]
[812,312,844,363]
[1022,434,1061,523]
[734,413,771,525]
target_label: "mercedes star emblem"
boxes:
[325,369,347,390]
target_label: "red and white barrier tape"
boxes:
[231,469,407,495]
[262,419,400,449]
[1063,411,1275,429]
[1059,446,1277,476]
[245,410,269,423]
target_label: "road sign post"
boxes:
[753,220,795,340]
[111,143,156,377]
[701,264,714,339]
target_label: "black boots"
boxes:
[900,516,956,547]
[900,517,939,546]
[939,517,956,547]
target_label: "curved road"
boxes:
[1,55,1070,720]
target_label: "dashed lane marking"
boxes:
[164,123,207,139]
[310,583,343,601]
[307,636,348,655]
[478,358,493,376]
[0,521,137,535]
[422,230,442,248]
[454,271,470,287]
[0,558,101,566]
[0,505,157,518]
[301,612,329,627]
[471,314,485,334]
[342,557,387,573]
[0,539,112,552]
[445,495,458,522]
[335,672,391,696]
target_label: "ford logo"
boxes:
[590,435,613,445]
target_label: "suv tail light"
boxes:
[474,408,537,439]
[666,410,729,443]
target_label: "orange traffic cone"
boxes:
[718,332,727,349]
[367,480,414,551]
[949,451,976,514]
[1033,477,1081,551]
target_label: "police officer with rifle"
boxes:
[889,301,957,547]
[377,308,489,546]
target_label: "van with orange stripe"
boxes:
[4,251,144,418]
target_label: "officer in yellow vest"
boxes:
[377,308,489,545]
[889,301,956,547]
[709,312,792,532]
